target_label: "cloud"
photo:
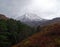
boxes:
[0,0,60,19]
[25,0,57,19]
[0,0,31,18]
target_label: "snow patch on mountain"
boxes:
[16,13,44,22]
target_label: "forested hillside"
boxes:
[0,15,36,47]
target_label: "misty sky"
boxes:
[0,0,60,19]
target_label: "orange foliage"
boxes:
[12,22,60,47]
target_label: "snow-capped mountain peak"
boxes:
[17,13,43,22]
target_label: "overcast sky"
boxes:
[0,0,60,19]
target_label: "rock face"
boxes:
[12,22,60,47]
[0,14,8,20]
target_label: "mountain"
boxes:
[52,17,60,22]
[16,13,47,26]
[40,17,60,26]
[16,13,60,27]
[0,14,8,20]
[17,13,43,21]
[12,22,60,47]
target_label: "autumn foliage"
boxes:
[12,22,60,47]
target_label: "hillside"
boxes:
[0,14,8,20]
[12,22,60,47]
[0,14,36,47]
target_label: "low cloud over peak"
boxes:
[0,0,60,20]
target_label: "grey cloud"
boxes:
[0,0,60,19]
[0,0,31,18]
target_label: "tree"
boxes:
[36,25,41,32]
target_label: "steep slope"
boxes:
[12,22,60,47]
